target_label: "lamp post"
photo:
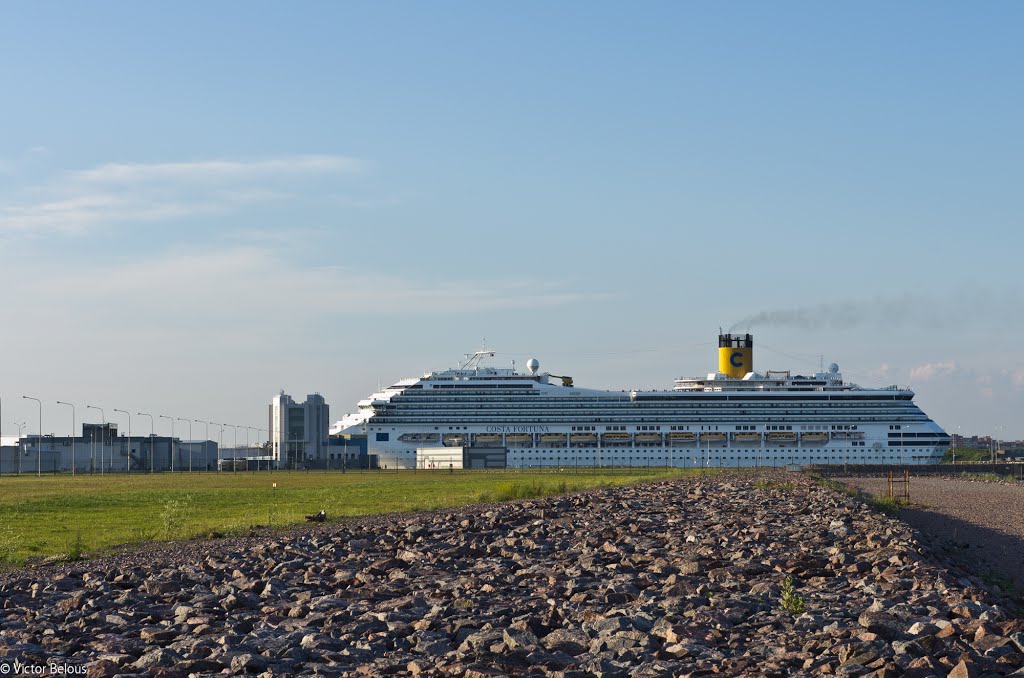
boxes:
[113,409,131,473]
[159,415,174,472]
[137,412,155,472]
[16,421,26,475]
[257,428,266,470]
[244,426,252,472]
[225,424,237,473]
[195,420,209,471]
[22,396,42,476]
[177,418,193,472]
[86,406,105,474]
[56,400,76,475]
[990,426,1004,464]
[211,422,223,473]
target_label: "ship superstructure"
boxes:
[330,334,949,469]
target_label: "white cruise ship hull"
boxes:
[331,337,949,470]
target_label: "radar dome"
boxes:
[526,358,540,374]
[829,362,840,373]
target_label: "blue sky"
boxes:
[2,2,1023,440]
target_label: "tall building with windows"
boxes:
[269,392,329,468]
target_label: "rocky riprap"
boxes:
[2,473,1024,677]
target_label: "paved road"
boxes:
[845,476,1024,594]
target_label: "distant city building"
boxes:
[269,392,329,468]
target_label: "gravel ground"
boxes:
[2,472,1024,677]
[845,476,1024,596]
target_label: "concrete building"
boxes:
[321,434,373,469]
[269,392,329,468]
[0,423,219,474]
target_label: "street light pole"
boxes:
[159,415,174,472]
[992,426,1006,464]
[113,409,131,473]
[16,422,26,475]
[86,406,105,474]
[56,400,76,475]
[211,422,223,473]
[178,418,193,472]
[22,396,42,476]
[225,424,237,473]
[137,412,155,472]
[262,428,270,470]
[244,426,251,472]
[195,420,209,471]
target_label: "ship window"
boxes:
[376,433,389,442]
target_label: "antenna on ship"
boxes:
[459,340,496,370]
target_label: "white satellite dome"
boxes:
[526,358,540,374]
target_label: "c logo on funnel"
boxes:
[730,351,744,367]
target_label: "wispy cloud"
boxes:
[902,359,1024,404]
[0,194,204,234]
[6,247,597,325]
[910,360,958,381]
[71,154,359,184]
[0,154,360,236]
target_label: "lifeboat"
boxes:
[700,432,727,443]
[539,433,568,447]
[733,432,762,442]
[667,432,697,446]
[766,431,798,442]
[442,434,466,447]
[570,433,598,446]
[801,432,828,444]
[634,433,663,444]
[505,434,534,447]
[601,433,632,446]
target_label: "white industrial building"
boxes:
[0,422,220,474]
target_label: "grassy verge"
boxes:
[805,472,859,498]
[0,467,709,565]
[941,448,992,463]
[806,472,905,515]
[966,472,1017,483]
[864,494,905,516]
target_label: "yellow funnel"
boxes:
[718,333,753,378]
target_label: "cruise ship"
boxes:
[329,334,950,469]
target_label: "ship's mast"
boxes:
[459,342,496,370]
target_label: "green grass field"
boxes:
[0,467,707,565]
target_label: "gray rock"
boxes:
[131,648,181,670]
[503,627,539,651]
[857,611,906,640]
[230,653,270,673]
